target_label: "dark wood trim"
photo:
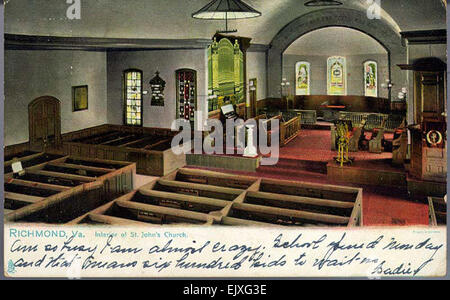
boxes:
[399,57,447,72]
[397,64,414,71]
[4,34,269,52]
[247,44,269,52]
[4,34,213,51]
[400,29,447,45]
[256,95,392,114]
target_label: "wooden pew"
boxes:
[70,167,363,227]
[428,196,447,226]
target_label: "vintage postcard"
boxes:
[1,0,448,282]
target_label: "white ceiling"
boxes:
[284,26,388,55]
[4,0,447,45]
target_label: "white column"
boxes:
[243,124,258,158]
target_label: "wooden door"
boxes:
[28,96,61,151]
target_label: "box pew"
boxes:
[58,124,186,176]
[428,196,447,226]
[70,168,363,227]
[69,189,222,226]
[167,167,257,190]
[4,151,65,175]
[232,179,363,227]
[4,156,136,224]
[4,141,31,160]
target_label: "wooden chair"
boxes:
[369,128,385,153]
[369,119,387,153]
[332,119,364,152]
[392,128,408,165]
[349,126,364,152]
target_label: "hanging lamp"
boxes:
[304,0,343,7]
[192,0,262,33]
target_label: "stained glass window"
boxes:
[295,62,311,96]
[327,56,347,96]
[364,61,378,97]
[176,69,197,125]
[124,69,143,126]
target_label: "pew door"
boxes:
[28,96,61,151]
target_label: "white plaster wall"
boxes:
[107,49,208,129]
[246,51,267,101]
[4,50,108,146]
[408,44,447,63]
[4,0,446,45]
[283,53,389,98]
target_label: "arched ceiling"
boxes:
[284,27,388,56]
[4,0,447,45]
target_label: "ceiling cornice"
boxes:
[4,34,269,52]
[400,29,447,45]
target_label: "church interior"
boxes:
[2,0,448,227]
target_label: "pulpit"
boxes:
[409,58,447,182]
[400,58,447,199]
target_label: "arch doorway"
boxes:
[28,96,61,151]
[267,8,406,100]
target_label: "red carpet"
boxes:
[278,129,393,162]
[187,129,430,226]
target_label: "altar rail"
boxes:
[259,114,301,147]
[256,96,392,116]
[338,112,404,132]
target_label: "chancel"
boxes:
[2,0,447,227]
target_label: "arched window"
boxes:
[295,61,311,95]
[123,69,143,126]
[176,69,197,125]
[364,60,378,97]
[327,56,347,96]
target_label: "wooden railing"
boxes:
[339,112,405,133]
[280,116,301,146]
[259,114,301,147]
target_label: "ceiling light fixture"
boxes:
[304,0,343,7]
[192,0,262,33]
